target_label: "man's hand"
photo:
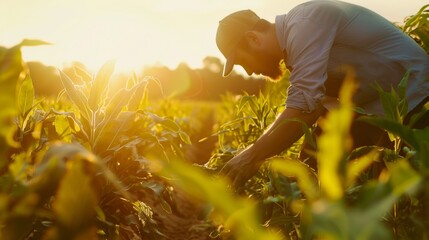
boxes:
[220,146,263,190]
[220,106,324,191]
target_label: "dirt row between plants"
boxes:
[146,187,218,240]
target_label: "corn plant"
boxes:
[402,4,429,53]
[0,40,193,239]
[208,76,290,166]
[51,61,193,239]
[358,72,429,239]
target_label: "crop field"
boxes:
[0,4,428,240]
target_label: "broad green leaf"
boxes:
[54,115,72,143]
[88,60,115,111]
[93,81,144,144]
[30,153,68,205]
[93,111,136,152]
[270,158,318,201]
[358,116,420,149]
[412,128,429,168]
[414,28,429,49]
[0,46,23,83]
[158,118,180,132]
[50,109,89,141]
[397,71,409,101]
[126,71,138,89]
[73,64,92,83]
[346,149,379,187]
[144,111,183,133]
[397,71,409,117]
[248,96,261,119]
[403,4,429,53]
[58,70,91,121]
[16,74,34,119]
[374,84,401,122]
[9,152,30,182]
[53,160,97,234]
[127,79,148,111]
[33,142,132,205]
[386,159,421,196]
[407,101,429,127]
[303,201,349,239]
[163,159,238,213]
[0,192,41,240]
[0,42,26,159]
[357,159,421,221]
[267,172,296,200]
[317,108,352,199]
[104,80,144,120]
[237,95,255,113]
[34,143,87,176]
[303,200,392,240]
[18,39,51,47]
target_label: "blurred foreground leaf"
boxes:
[317,69,357,200]
[160,158,282,240]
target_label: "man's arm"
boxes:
[221,104,325,188]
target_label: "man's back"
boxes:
[275,0,429,115]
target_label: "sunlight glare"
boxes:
[3,0,428,74]
[17,1,194,74]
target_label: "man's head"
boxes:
[216,10,283,80]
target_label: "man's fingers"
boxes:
[219,164,231,176]
[219,156,251,190]
[233,169,250,187]
[232,175,244,188]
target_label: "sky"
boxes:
[1,0,427,73]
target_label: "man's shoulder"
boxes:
[295,0,358,15]
[277,0,346,25]
[277,0,366,27]
[292,0,352,9]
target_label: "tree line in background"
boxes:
[28,56,266,101]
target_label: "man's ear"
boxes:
[244,31,260,47]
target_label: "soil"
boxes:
[147,186,218,240]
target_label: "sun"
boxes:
[20,8,173,74]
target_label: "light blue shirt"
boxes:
[275,0,429,116]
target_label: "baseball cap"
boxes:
[216,10,260,77]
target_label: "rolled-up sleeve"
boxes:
[283,4,343,112]
[286,84,324,112]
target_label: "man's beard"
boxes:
[263,60,286,82]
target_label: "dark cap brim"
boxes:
[223,52,235,77]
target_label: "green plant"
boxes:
[402,4,429,53]
[0,41,192,239]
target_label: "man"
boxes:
[215,0,429,187]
